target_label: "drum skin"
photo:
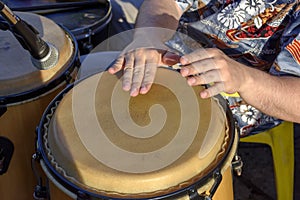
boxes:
[38,67,237,200]
[0,12,78,200]
[0,12,75,96]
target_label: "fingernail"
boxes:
[130,88,138,96]
[123,84,130,91]
[181,68,189,77]
[187,77,196,86]
[200,91,208,98]
[140,85,148,94]
[180,56,189,65]
[108,68,114,74]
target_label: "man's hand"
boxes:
[108,45,166,97]
[177,48,248,98]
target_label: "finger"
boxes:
[162,51,181,66]
[130,56,146,96]
[140,61,158,94]
[200,82,225,98]
[180,48,219,65]
[180,58,218,77]
[108,56,124,74]
[122,54,135,91]
[186,70,223,86]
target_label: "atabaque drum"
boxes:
[0,12,79,200]
[36,67,238,200]
[2,0,112,54]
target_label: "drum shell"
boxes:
[0,84,65,200]
[40,131,237,200]
[36,63,238,200]
[0,12,79,200]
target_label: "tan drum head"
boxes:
[43,68,230,199]
[0,12,74,97]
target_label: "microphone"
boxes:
[0,1,58,70]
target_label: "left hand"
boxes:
[108,47,165,96]
[168,48,248,98]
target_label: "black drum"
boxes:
[4,0,112,54]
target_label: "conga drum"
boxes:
[36,67,238,200]
[0,12,79,200]
[2,0,112,54]
[41,0,112,54]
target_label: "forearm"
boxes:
[239,67,300,123]
[136,0,182,29]
[134,0,182,43]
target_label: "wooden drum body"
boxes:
[0,12,79,200]
[36,67,238,200]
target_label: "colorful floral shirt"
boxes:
[169,0,300,136]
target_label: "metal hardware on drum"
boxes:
[232,154,243,176]
[32,152,90,200]
[33,185,48,200]
[81,29,94,53]
[0,136,14,175]
[231,120,243,177]
[32,152,49,200]
[209,170,222,199]
[188,169,222,200]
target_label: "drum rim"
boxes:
[64,1,112,40]
[36,72,236,200]
[11,1,112,41]
[0,25,79,106]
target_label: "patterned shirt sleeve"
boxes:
[270,12,300,77]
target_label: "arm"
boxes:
[135,0,182,29]
[179,48,300,123]
[108,0,183,96]
[238,67,300,123]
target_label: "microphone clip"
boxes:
[0,1,59,70]
[10,17,50,60]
